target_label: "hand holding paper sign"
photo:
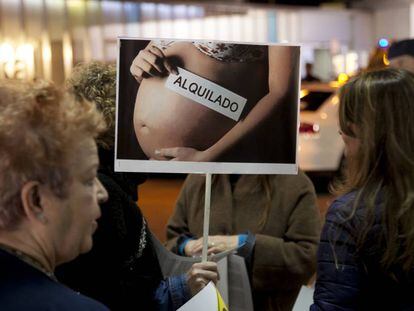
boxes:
[177,282,228,311]
[186,261,220,296]
[130,43,178,84]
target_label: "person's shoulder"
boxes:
[37,281,109,310]
[273,170,315,192]
[50,285,109,311]
[0,274,108,311]
[327,192,357,216]
[327,191,384,233]
[324,192,358,230]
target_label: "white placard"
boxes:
[165,67,247,121]
[177,282,228,311]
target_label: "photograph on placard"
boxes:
[115,38,300,174]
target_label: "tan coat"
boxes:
[166,172,321,311]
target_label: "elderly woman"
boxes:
[0,80,109,309]
[56,62,219,311]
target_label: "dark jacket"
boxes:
[0,249,108,311]
[311,192,414,310]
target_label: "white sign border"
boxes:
[115,37,301,175]
[116,159,297,175]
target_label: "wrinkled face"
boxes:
[48,137,108,264]
[389,55,414,73]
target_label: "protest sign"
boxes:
[116,38,301,174]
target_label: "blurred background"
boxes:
[0,0,406,240]
[0,0,400,83]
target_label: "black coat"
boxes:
[0,249,109,311]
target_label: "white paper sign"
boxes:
[165,67,247,121]
[177,282,228,311]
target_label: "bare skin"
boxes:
[186,261,220,296]
[131,41,296,162]
[185,235,238,257]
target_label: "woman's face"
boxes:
[47,137,108,265]
[339,126,360,159]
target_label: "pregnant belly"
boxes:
[134,77,236,159]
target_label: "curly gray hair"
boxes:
[67,62,116,149]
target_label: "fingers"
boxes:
[185,240,199,257]
[192,238,222,256]
[187,261,219,296]
[191,262,220,282]
[191,244,203,255]
[129,63,144,83]
[155,148,179,159]
[191,261,218,272]
[142,48,165,74]
[130,46,176,82]
[195,270,219,284]
[191,238,206,255]
[148,45,178,75]
[207,245,226,255]
[192,244,223,256]
[147,45,165,59]
[189,241,203,256]
[136,50,163,75]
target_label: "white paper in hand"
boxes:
[177,282,228,311]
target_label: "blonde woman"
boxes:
[311,68,414,310]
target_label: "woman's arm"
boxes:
[165,176,193,253]
[154,262,219,311]
[311,197,365,310]
[251,177,320,291]
[156,46,299,161]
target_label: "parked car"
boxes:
[298,82,344,173]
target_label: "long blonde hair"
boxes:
[335,68,414,272]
